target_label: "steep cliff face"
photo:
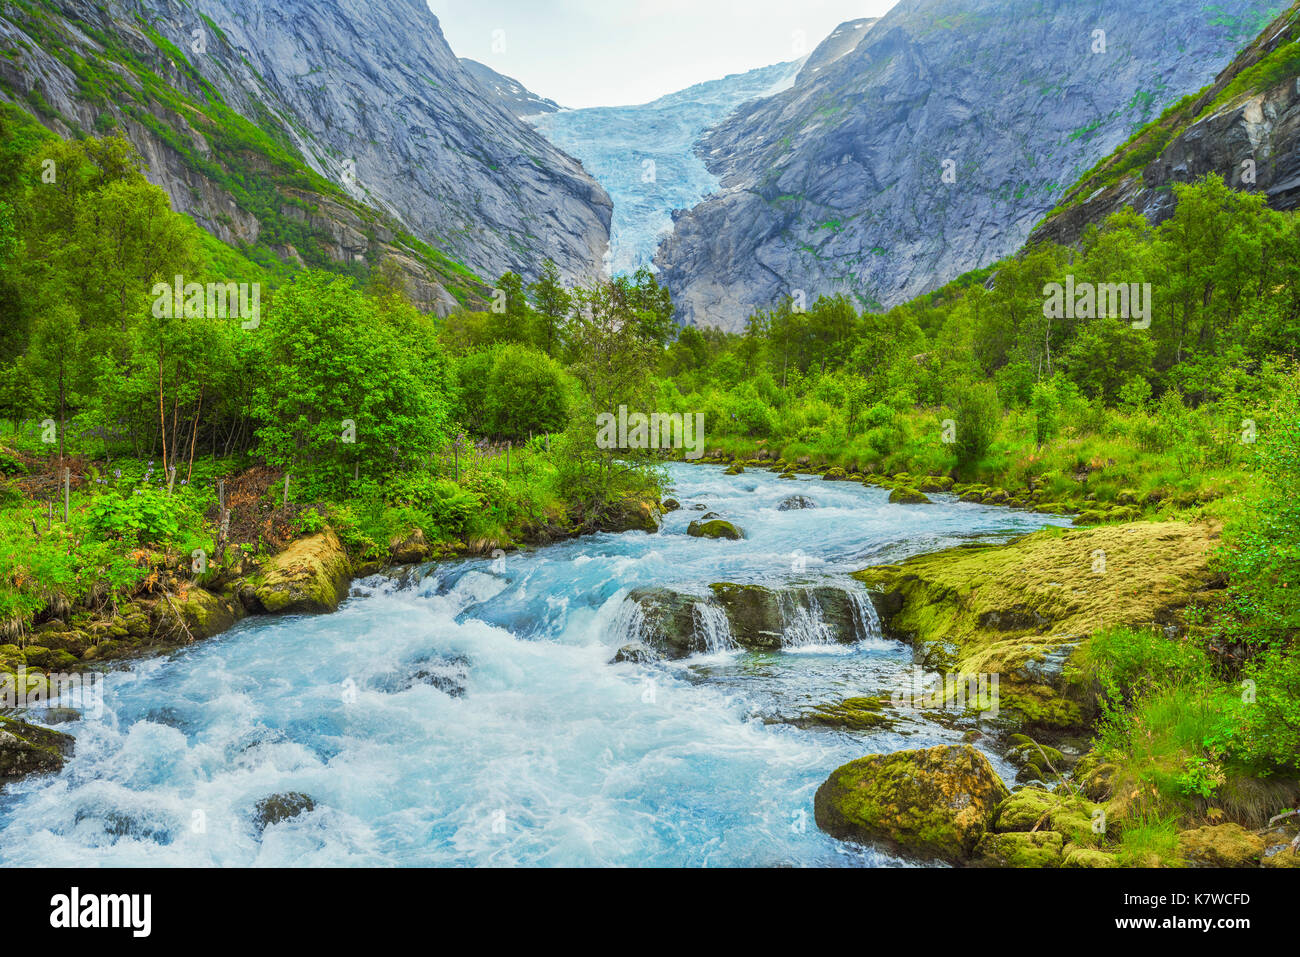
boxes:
[656,0,1283,330]
[0,0,611,304]
[1031,3,1300,247]
[532,58,804,276]
[460,58,562,119]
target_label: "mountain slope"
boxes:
[460,58,562,119]
[656,0,1283,330]
[0,0,611,306]
[532,58,805,276]
[1031,1,1300,247]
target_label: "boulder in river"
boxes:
[611,642,662,664]
[814,744,1009,862]
[254,792,317,832]
[249,530,352,615]
[724,464,745,475]
[777,495,816,511]
[661,498,681,512]
[888,487,932,505]
[687,519,745,540]
[0,716,74,784]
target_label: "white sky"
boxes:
[430,1,899,109]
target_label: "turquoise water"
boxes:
[0,465,1068,867]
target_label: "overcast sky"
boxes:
[430,1,899,109]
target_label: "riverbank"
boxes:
[829,521,1299,868]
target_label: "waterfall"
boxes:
[777,590,835,648]
[847,586,884,642]
[691,601,736,653]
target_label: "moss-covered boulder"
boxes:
[972,830,1065,867]
[1177,824,1265,868]
[0,716,74,783]
[1006,735,1067,782]
[993,787,1063,832]
[687,519,745,541]
[250,530,352,615]
[389,528,430,565]
[789,696,894,731]
[853,523,1216,733]
[724,464,745,476]
[170,584,245,641]
[662,498,681,512]
[889,487,932,505]
[624,588,705,658]
[823,467,848,481]
[709,583,865,647]
[253,792,316,832]
[814,745,1009,862]
[1062,844,1119,868]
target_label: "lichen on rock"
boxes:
[814,744,1009,862]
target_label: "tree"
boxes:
[251,271,452,492]
[527,260,572,357]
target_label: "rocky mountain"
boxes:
[531,58,804,276]
[0,0,611,311]
[460,58,562,119]
[1031,2,1300,247]
[656,0,1284,330]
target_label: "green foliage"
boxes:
[251,271,453,494]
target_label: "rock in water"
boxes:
[254,792,317,832]
[814,745,1009,862]
[686,519,745,540]
[611,643,662,664]
[889,487,932,505]
[0,716,74,784]
[777,495,817,511]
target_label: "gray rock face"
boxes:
[623,582,880,657]
[0,0,611,293]
[460,58,562,118]
[657,0,1281,330]
[1032,5,1300,247]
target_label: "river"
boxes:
[0,464,1069,867]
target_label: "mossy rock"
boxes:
[823,467,848,481]
[1177,824,1265,868]
[687,519,745,541]
[1006,737,1067,782]
[253,792,316,832]
[852,522,1216,734]
[388,528,430,565]
[993,787,1062,832]
[917,476,955,493]
[983,488,1011,505]
[972,830,1065,867]
[724,464,745,476]
[173,585,245,640]
[251,530,352,615]
[779,473,797,480]
[889,487,932,505]
[1262,846,1300,868]
[0,716,74,783]
[1061,844,1119,868]
[661,498,681,512]
[814,745,1009,862]
[792,696,894,731]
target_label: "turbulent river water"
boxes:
[0,465,1070,867]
